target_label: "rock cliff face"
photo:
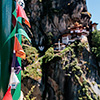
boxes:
[24,0,91,51]
[22,42,100,100]
[21,0,100,100]
[41,43,100,100]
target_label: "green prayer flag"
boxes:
[12,9,17,18]
[3,26,16,46]
[16,22,31,42]
[17,28,31,42]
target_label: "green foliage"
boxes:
[22,44,38,64]
[47,32,53,45]
[60,44,99,100]
[60,47,72,54]
[47,32,53,37]
[39,0,42,2]
[72,67,76,72]
[44,47,54,63]
[24,85,36,100]
[74,65,81,70]
[78,42,84,48]
[92,30,100,61]
[92,30,100,46]
[21,37,43,99]
[78,97,82,100]
[75,75,82,86]
[22,43,42,80]
[70,59,78,66]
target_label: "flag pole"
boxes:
[0,0,13,99]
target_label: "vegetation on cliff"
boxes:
[21,37,100,99]
[92,30,100,62]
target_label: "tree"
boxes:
[92,30,100,61]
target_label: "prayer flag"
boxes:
[16,22,31,42]
[9,68,20,89]
[24,20,31,28]
[17,0,25,9]
[17,3,31,28]
[12,15,16,27]
[2,86,13,100]
[12,9,17,18]
[17,28,31,42]
[11,53,22,74]
[14,36,26,59]
[3,27,16,46]
[15,59,22,74]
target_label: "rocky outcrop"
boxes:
[22,40,100,100]
[24,0,91,52]
[21,76,42,100]
[42,42,100,100]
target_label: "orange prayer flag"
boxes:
[17,3,31,28]
[2,86,13,100]
[14,36,26,59]
[24,20,31,28]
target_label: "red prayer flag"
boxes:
[14,36,26,59]
[16,3,31,28]
[2,86,13,100]
[12,15,16,27]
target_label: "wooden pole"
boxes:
[0,0,12,99]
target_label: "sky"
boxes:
[86,0,100,29]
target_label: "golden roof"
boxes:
[81,12,91,18]
[62,33,71,37]
[70,22,83,29]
